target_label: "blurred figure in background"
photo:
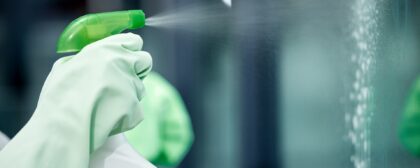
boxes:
[125,72,194,167]
[400,77,420,156]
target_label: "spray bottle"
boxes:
[57,10,146,53]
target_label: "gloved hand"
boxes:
[124,72,194,166]
[0,131,9,150]
[0,33,152,168]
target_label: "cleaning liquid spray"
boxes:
[57,10,146,53]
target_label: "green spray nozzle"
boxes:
[57,10,146,53]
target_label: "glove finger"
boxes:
[130,51,153,79]
[99,33,143,51]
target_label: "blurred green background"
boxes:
[0,0,419,167]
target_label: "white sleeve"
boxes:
[89,134,156,168]
[0,132,9,150]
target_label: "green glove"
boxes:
[400,77,420,156]
[0,33,152,168]
[125,72,194,167]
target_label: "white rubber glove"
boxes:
[89,134,156,168]
[0,132,9,150]
[0,33,152,168]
